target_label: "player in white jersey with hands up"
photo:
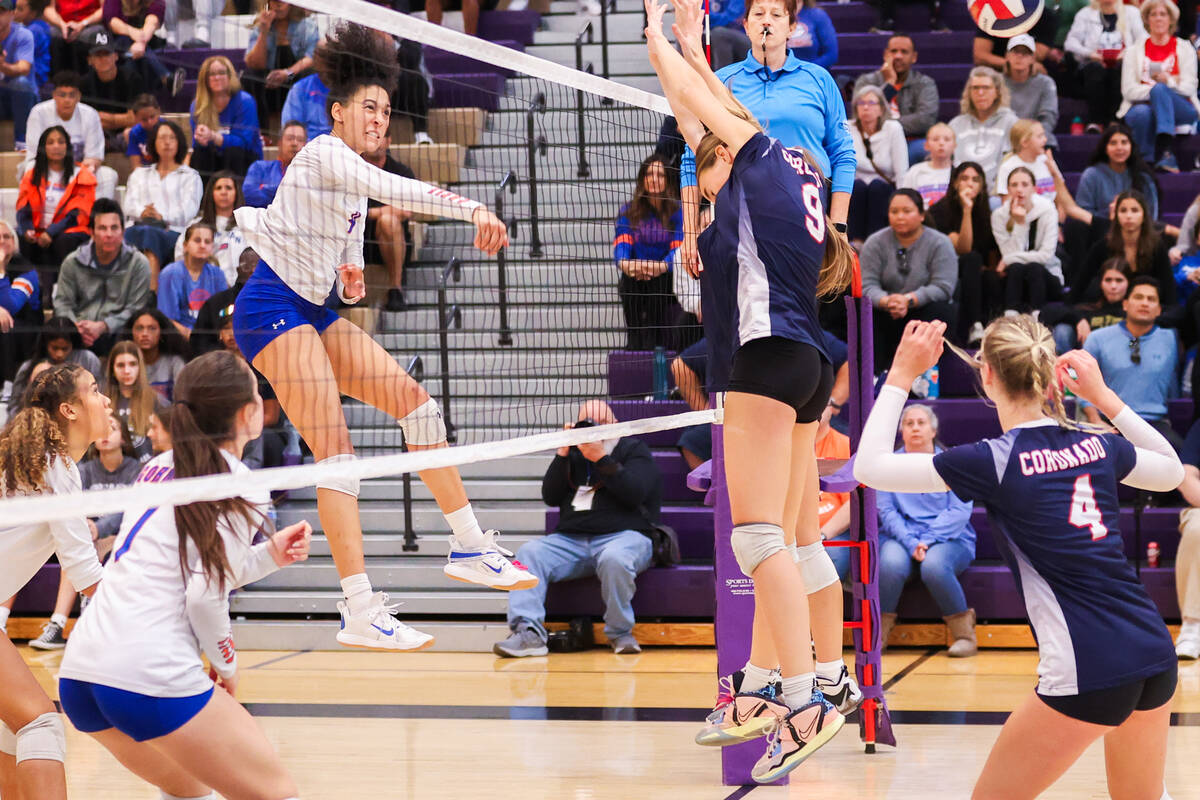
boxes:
[230,22,535,652]
[0,363,110,800]
[59,351,314,800]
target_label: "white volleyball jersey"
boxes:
[234,134,482,305]
[59,451,279,698]
[0,456,104,601]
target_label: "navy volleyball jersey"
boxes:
[933,421,1176,696]
[697,133,830,392]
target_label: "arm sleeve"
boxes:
[1145,174,1160,222]
[613,207,633,263]
[156,268,182,322]
[1112,405,1186,490]
[45,211,77,238]
[812,11,837,69]
[1121,48,1152,103]
[914,234,958,305]
[901,76,940,138]
[83,106,104,162]
[876,491,923,552]
[326,140,482,221]
[1177,42,1199,100]
[541,455,574,507]
[105,257,149,333]
[593,443,658,509]
[242,161,271,208]
[1074,169,1101,215]
[680,145,696,190]
[222,94,260,154]
[922,493,975,541]
[822,72,856,195]
[853,385,951,492]
[1177,204,1199,254]
[168,170,203,230]
[47,461,104,592]
[122,170,144,219]
[183,566,237,680]
[1036,78,1059,133]
[0,270,37,313]
[887,121,909,183]
[1065,13,1092,60]
[281,82,303,129]
[51,260,79,320]
[12,28,33,67]
[24,106,44,168]
[15,201,32,236]
[991,207,1018,259]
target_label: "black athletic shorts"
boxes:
[1036,666,1178,726]
[726,336,834,423]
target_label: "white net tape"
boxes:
[0,410,716,527]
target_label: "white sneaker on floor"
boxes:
[1177,620,1200,660]
[968,322,985,345]
[444,530,538,590]
[414,131,435,145]
[336,593,435,651]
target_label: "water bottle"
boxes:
[1147,541,1160,568]
[1070,116,1084,136]
[925,366,940,399]
[652,346,669,400]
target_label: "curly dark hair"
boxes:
[315,22,399,109]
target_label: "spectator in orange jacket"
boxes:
[16,124,96,292]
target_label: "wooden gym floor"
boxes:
[16,645,1200,799]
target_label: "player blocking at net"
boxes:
[642,0,855,781]
[231,23,536,652]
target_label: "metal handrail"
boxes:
[494,171,517,346]
[598,0,616,79]
[574,21,594,179]
[401,354,424,552]
[437,258,463,444]
[525,93,547,258]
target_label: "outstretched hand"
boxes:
[671,0,705,64]
[1055,350,1119,414]
[644,0,668,41]
[888,320,946,389]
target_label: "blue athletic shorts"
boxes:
[59,678,214,742]
[232,260,341,363]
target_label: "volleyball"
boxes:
[968,0,1045,37]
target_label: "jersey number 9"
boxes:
[802,183,825,244]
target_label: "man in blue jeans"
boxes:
[494,400,663,657]
[0,0,38,151]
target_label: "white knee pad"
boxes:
[14,712,65,764]
[398,398,447,447]
[789,543,799,563]
[0,722,14,756]
[730,523,787,577]
[795,541,840,592]
[315,454,360,498]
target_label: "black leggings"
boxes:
[984,262,1062,315]
[727,336,834,423]
[1078,61,1123,126]
[1038,666,1177,727]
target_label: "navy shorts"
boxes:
[727,336,834,423]
[232,261,340,363]
[59,678,214,742]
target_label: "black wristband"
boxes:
[833,222,847,234]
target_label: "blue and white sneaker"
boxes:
[335,593,435,651]
[443,530,538,591]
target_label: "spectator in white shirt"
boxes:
[949,67,1018,189]
[848,84,908,246]
[995,120,1056,202]
[990,166,1064,316]
[898,121,954,208]
[173,170,247,286]
[22,70,117,198]
[122,119,203,290]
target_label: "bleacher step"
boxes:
[230,619,515,652]
[230,589,509,616]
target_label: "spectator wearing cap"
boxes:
[14,0,50,87]
[242,119,305,208]
[24,69,118,198]
[853,34,940,165]
[975,5,1059,73]
[1118,0,1200,175]
[79,28,146,152]
[1004,34,1060,149]
[101,0,181,93]
[0,0,39,152]
[279,70,328,140]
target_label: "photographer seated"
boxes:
[494,400,663,658]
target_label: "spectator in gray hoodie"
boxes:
[52,197,150,357]
[1004,34,1060,149]
[950,67,1018,189]
[854,34,940,164]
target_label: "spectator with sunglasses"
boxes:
[1080,275,1182,451]
[860,188,958,367]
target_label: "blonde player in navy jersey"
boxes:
[230,23,534,653]
[856,317,1182,800]
[58,351,314,800]
[0,364,110,800]
[644,0,856,781]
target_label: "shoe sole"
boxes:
[336,633,436,651]
[822,687,865,715]
[443,567,539,591]
[493,644,549,658]
[29,641,65,650]
[695,716,777,746]
[752,713,847,783]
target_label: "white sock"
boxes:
[340,574,374,615]
[444,504,486,549]
[50,613,67,628]
[740,662,775,693]
[780,672,817,710]
[0,606,10,627]
[1160,789,1171,800]
[815,659,845,684]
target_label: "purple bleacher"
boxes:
[160,79,199,113]
[477,9,541,47]
[545,564,715,618]
[969,506,1183,562]
[546,505,714,559]
[607,350,677,399]
[609,398,690,448]
[834,63,970,99]
[430,72,506,110]
[11,564,60,614]
[422,40,524,76]
[837,31,974,64]
[822,0,973,32]
[654,450,699,501]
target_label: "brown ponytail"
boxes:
[168,351,264,593]
[0,363,84,496]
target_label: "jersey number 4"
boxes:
[1069,475,1108,540]
[801,183,825,244]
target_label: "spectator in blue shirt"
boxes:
[280,71,329,140]
[243,0,318,132]
[614,152,682,350]
[877,404,977,656]
[1081,275,1182,450]
[0,2,39,150]
[789,0,837,69]
[189,55,262,180]
[13,0,48,87]
[243,119,306,208]
[676,0,855,277]
[0,219,42,382]
[156,221,228,337]
[123,92,159,167]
